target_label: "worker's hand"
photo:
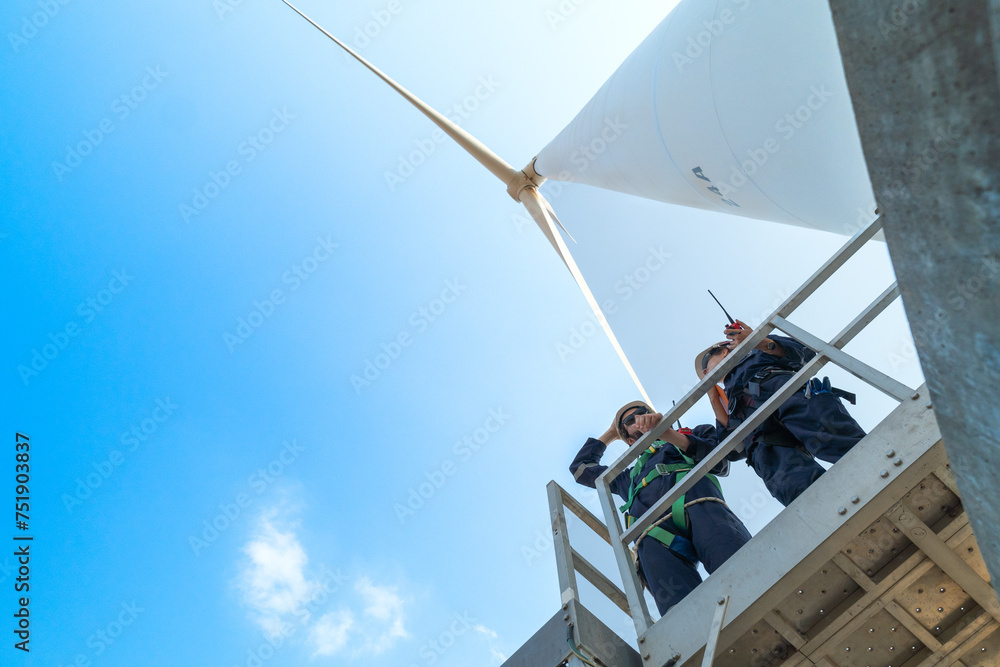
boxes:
[632,411,663,435]
[724,319,751,346]
[600,423,620,444]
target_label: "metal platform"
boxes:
[640,389,1000,667]
[500,598,641,667]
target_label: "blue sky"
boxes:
[2,1,925,665]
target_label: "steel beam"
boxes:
[827,0,1000,593]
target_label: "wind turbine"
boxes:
[281,0,654,406]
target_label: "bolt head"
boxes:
[886,449,896,457]
[851,495,860,504]
[838,507,848,515]
[718,597,726,605]
[880,470,890,478]
[893,457,903,466]
[926,402,933,409]
[911,392,920,400]
[643,652,651,660]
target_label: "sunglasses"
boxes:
[620,406,649,431]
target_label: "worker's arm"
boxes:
[569,434,630,497]
[724,319,787,357]
[682,424,735,476]
[633,412,690,453]
[708,385,729,427]
[723,320,818,366]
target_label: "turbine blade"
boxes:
[520,188,653,407]
[282,0,518,186]
[540,195,577,244]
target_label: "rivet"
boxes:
[718,597,726,605]
[886,449,896,457]
[911,392,920,400]
[643,653,650,660]
[926,402,933,409]
[563,614,570,621]
[838,507,847,515]
[851,495,860,504]
[639,637,645,643]
[880,470,890,478]
[893,457,903,466]
[938,607,943,612]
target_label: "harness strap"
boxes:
[621,443,725,537]
[635,497,731,559]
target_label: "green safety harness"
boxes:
[619,441,725,552]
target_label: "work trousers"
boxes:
[637,478,752,615]
[747,376,867,506]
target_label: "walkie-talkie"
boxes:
[672,400,692,436]
[708,289,742,330]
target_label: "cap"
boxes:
[614,400,653,442]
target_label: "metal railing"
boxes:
[547,481,631,615]
[580,216,920,637]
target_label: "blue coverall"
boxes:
[570,431,751,614]
[719,335,867,506]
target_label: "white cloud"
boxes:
[238,513,321,636]
[355,577,408,654]
[235,508,410,661]
[311,610,355,657]
[474,624,507,665]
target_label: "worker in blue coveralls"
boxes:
[569,401,751,615]
[699,319,867,507]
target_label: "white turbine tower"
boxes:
[281,0,655,405]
